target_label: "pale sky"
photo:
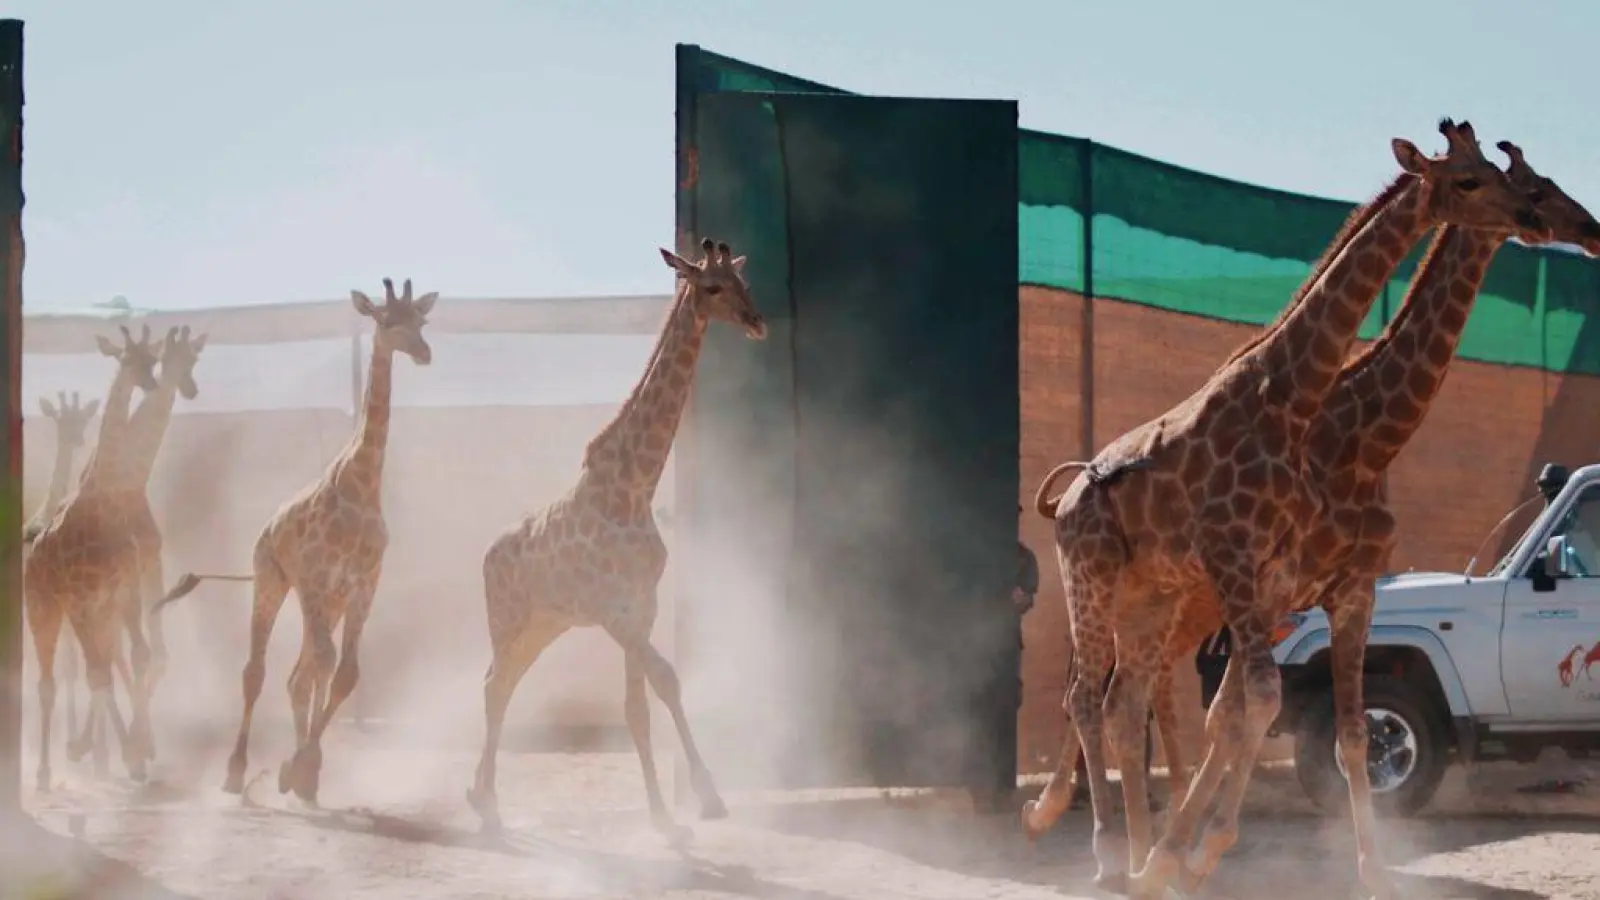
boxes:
[7,0,1598,312]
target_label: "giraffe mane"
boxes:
[582,279,690,467]
[1219,172,1418,367]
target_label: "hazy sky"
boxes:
[7,0,1598,312]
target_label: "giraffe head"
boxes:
[157,325,209,400]
[659,238,767,340]
[1496,140,1600,257]
[1391,119,1551,244]
[93,324,161,393]
[38,390,99,451]
[352,277,437,365]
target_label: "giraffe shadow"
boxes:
[0,813,202,900]
[750,795,1576,900]
[293,805,851,900]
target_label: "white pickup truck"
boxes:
[1198,462,1600,816]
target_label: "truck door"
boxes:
[1501,481,1600,722]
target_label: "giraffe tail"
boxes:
[1033,461,1093,520]
[149,572,254,617]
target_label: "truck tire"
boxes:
[1293,674,1448,818]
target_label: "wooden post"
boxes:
[0,18,25,813]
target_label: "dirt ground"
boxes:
[5,725,1600,900]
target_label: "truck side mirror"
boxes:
[1546,535,1573,579]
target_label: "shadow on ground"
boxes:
[740,792,1592,900]
[293,805,851,900]
[1,813,200,900]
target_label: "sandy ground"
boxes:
[4,724,1600,900]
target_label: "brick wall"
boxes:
[1016,285,1600,773]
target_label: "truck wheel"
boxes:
[1293,675,1447,818]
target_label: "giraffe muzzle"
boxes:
[743,315,769,340]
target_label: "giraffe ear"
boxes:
[659,248,698,278]
[83,398,101,418]
[38,397,56,418]
[190,332,209,353]
[351,290,379,318]
[95,335,119,357]
[729,256,747,275]
[1392,138,1431,175]
[413,292,438,316]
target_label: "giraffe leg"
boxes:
[1106,654,1160,884]
[224,553,291,795]
[1150,664,1189,805]
[27,590,64,793]
[285,583,380,805]
[468,615,565,834]
[280,609,336,802]
[117,579,154,770]
[1063,572,1126,892]
[1326,579,1395,900]
[1137,637,1246,896]
[59,630,78,763]
[1021,651,1083,839]
[1142,583,1283,898]
[633,636,727,821]
[132,551,167,762]
[76,616,145,783]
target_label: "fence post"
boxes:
[1078,139,1095,460]
[0,18,23,813]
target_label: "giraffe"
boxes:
[1023,136,1600,871]
[1168,134,1595,898]
[24,391,99,747]
[101,324,209,763]
[24,325,162,789]
[1044,120,1547,899]
[1020,149,1413,837]
[466,238,766,838]
[159,278,433,804]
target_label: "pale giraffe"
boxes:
[1043,120,1548,899]
[157,278,433,804]
[1027,130,1599,897]
[24,391,99,748]
[466,238,766,837]
[99,324,208,763]
[24,325,162,789]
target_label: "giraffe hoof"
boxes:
[1020,799,1049,841]
[65,739,89,764]
[699,795,729,820]
[467,789,503,834]
[1092,869,1128,894]
[222,769,245,796]
[277,760,294,795]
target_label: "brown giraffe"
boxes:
[466,238,766,838]
[1043,120,1547,899]
[1020,152,1415,836]
[24,325,162,789]
[98,324,209,763]
[158,278,434,804]
[1169,135,1600,896]
[24,391,99,747]
[1023,136,1600,879]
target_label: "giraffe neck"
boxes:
[107,377,182,491]
[27,433,80,531]
[1256,175,1432,415]
[1325,225,1505,472]
[333,340,394,492]
[76,366,143,493]
[583,281,706,506]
